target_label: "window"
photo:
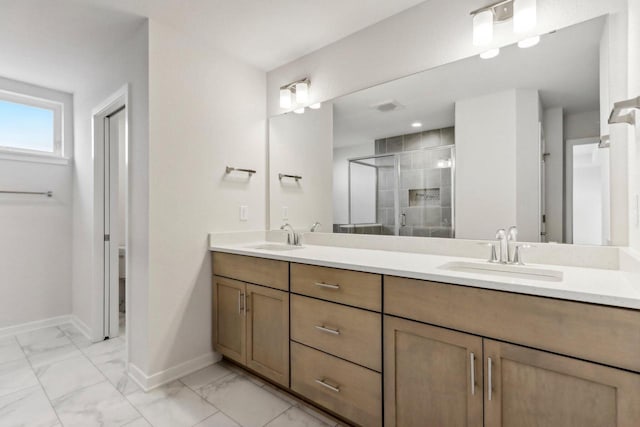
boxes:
[0,90,63,156]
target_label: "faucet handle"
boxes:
[513,244,534,265]
[478,242,499,263]
[507,226,518,241]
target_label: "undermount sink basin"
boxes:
[438,261,563,282]
[249,243,303,251]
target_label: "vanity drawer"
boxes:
[291,342,382,427]
[291,295,381,371]
[212,252,288,291]
[290,263,381,311]
[385,276,640,372]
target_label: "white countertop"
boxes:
[209,241,640,310]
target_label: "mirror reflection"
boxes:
[269,17,609,245]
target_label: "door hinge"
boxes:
[104,234,110,242]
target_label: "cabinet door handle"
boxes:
[470,352,476,396]
[313,282,340,290]
[242,293,247,316]
[487,357,493,401]
[315,325,340,335]
[238,292,242,314]
[315,378,340,393]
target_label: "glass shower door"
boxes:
[397,146,455,238]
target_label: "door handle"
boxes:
[470,352,476,396]
[238,291,242,314]
[242,293,247,316]
[488,357,493,401]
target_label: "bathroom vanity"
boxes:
[210,245,640,427]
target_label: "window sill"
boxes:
[0,150,70,166]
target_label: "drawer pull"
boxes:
[313,282,340,290]
[470,352,476,396]
[315,378,341,393]
[315,325,340,335]
[488,357,493,401]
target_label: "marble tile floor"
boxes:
[0,324,341,427]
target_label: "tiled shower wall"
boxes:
[375,127,454,237]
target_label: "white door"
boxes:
[103,107,126,337]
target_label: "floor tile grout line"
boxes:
[14,328,65,427]
[66,326,155,427]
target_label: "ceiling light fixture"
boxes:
[279,77,311,110]
[293,107,305,114]
[309,103,322,110]
[480,48,501,59]
[514,0,537,33]
[518,35,540,48]
[411,122,423,128]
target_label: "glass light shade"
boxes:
[293,107,305,114]
[518,35,540,48]
[411,122,423,128]
[473,10,493,46]
[280,88,292,109]
[295,81,309,104]
[514,0,536,33]
[309,103,322,109]
[480,48,500,59]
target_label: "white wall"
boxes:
[333,142,375,224]
[71,19,149,373]
[145,20,266,375]
[269,105,333,231]
[627,0,640,251]
[543,107,564,242]
[455,90,518,239]
[0,77,73,328]
[564,110,600,140]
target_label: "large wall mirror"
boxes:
[269,16,611,245]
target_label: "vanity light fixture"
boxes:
[480,48,501,59]
[309,103,322,109]
[293,107,305,114]
[279,77,311,109]
[514,0,537,33]
[473,10,494,46]
[411,122,423,128]
[518,35,540,48]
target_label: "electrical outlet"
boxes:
[282,206,289,221]
[240,205,248,221]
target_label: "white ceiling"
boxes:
[76,0,427,71]
[333,17,604,148]
[0,0,145,93]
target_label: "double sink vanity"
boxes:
[209,235,640,427]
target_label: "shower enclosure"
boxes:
[339,145,455,237]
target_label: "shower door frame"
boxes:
[347,144,456,237]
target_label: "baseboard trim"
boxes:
[69,315,95,342]
[128,351,222,392]
[0,314,72,338]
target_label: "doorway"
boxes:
[93,87,128,340]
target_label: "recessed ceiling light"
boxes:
[480,48,500,59]
[293,107,305,114]
[309,103,322,109]
[411,122,423,128]
[518,35,540,48]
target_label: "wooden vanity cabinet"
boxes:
[484,340,640,427]
[212,254,290,387]
[384,316,483,427]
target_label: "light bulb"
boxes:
[293,107,305,114]
[279,88,292,109]
[518,35,540,48]
[480,48,500,59]
[411,122,423,128]
[514,0,536,34]
[473,10,493,46]
[295,81,309,104]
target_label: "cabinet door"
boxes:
[246,284,290,387]
[213,276,246,364]
[384,316,483,427]
[484,339,640,427]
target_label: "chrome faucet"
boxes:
[507,226,518,263]
[310,222,321,232]
[495,229,508,264]
[280,223,301,246]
